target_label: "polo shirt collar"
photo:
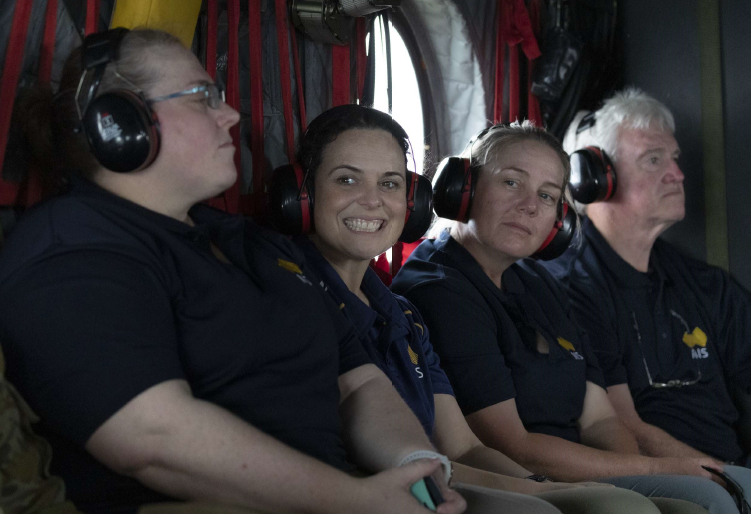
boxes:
[582,217,668,289]
[433,229,526,296]
[296,237,410,346]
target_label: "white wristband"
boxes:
[397,450,452,485]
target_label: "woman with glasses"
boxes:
[0,29,466,514]
[391,121,740,513]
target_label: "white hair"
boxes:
[563,87,675,162]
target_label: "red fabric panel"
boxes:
[248,0,265,216]
[399,239,423,268]
[274,0,295,163]
[331,44,350,106]
[0,0,34,205]
[38,0,58,83]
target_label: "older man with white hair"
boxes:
[542,88,751,504]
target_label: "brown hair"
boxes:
[13,29,184,188]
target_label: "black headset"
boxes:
[568,111,617,204]
[432,124,576,260]
[76,28,161,173]
[269,107,433,244]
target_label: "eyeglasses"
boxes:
[149,83,226,110]
[631,311,702,389]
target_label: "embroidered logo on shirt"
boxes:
[557,337,584,360]
[407,345,424,378]
[684,328,709,359]
[671,310,709,359]
[408,345,419,365]
[277,259,312,286]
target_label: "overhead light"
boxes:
[290,0,400,45]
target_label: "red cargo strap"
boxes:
[526,0,542,124]
[86,0,100,35]
[206,0,218,80]
[493,0,505,123]
[247,0,265,216]
[494,0,542,124]
[332,44,350,106]
[509,44,519,122]
[224,0,241,213]
[39,0,58,83]
[355,18,367,102]
[205,0,227,211]
[289,17,307,132]
[274,0,296,163]
[0,0,34,205]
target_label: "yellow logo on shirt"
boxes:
[408,345,419,365]
[683,327,707,348]
[557,337,584,361]
[277,259,303,274]
[557,337,575,352]
[277,259,311,286]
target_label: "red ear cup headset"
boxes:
[76,28,161,173]
[568,112,617,204]
[269,163,433,243]
[432,124,576,260]
[269,162,313,236]
[534,202,577,261]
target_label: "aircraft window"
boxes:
[368,19,425,175]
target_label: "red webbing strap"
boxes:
[526,0,542,124]
[247,0,265,216]
[223,0,242,213]
[86,0,99,35]
[206,0,226,211]
[38,0,58,83]
[0,0,34,205]
[391,242,404,277]
[508,44,519,122]
[493,0,505,123]
[289,17,307,132]
[355,18,367,102]
[274,0,296,164]
[332,44,350,106]
[206,0,218,80]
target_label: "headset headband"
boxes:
[576,111,597,134]
[76,28,130,120]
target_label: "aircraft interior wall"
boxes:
[620,0,751,292]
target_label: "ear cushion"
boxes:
[82,89,160,173]
[533,202,576,261]
[432,157,475,222]
[569,146,617,204]
[269,163,312,235]
[399,173,433,243]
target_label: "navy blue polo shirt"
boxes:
[542,217,751,463]
[0,178,370,514]
[391,230,605,443]
[295,237,454,437]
